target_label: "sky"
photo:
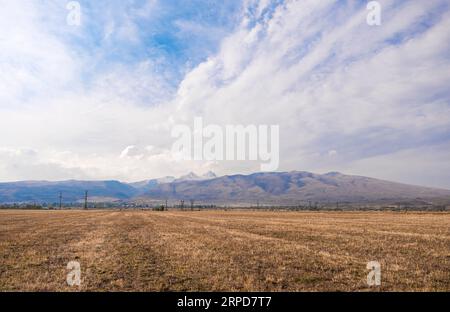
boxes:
[0,0,450,188]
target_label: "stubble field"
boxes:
[0,210,449,291]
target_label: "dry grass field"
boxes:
[0,210,449,291]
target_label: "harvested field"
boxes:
[0,210,449,291]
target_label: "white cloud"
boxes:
[1,0,450,188]
[0,1,79,107]
[168,0,450,186]
[328,150,338,157]
[338,142,450,189]
[120,146,142,159]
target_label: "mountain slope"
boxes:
[139,171,450,204]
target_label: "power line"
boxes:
[84,190,88,210]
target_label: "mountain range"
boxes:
[1,171,449,205]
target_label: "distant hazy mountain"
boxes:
[201,171,217,179]
[139,171,450,204]
[129,176,176,189]
[176,171,217,182]
[1,171,449,205]
[0,180,137,204]
[129,171,217,190]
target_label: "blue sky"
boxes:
[57,0,245,94]
[0,0,450,188]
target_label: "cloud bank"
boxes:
[1,0,449,188]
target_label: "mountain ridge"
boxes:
[1,171,449,205]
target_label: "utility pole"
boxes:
[190,199,194,211]
[165,199,168,211]
[84,190,88,210]
[59,192,62,209]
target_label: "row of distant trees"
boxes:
[0,194,448,212]
[1,202,448,211]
